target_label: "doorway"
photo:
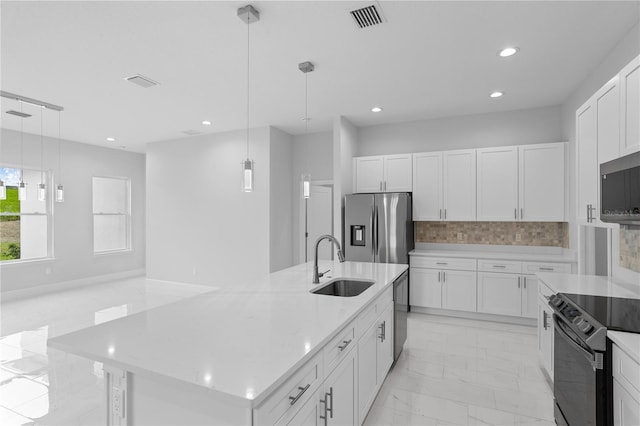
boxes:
[300,182,333,263]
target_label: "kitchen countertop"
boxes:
[410,248,576,263]
[48,261,407,408]
[537,273,640,365]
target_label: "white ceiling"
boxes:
[1,1,638,153]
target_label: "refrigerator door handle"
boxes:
[374,205,379,258]
[370,204,375,262]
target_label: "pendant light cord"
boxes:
[305,72,308,132]
[40,106,44,183]
[246,13,250,160]
[20,102,24,182]
[58,111,62,183]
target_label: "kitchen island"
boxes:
[48,261,407,425]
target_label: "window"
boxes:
[92,176,130,253]
[0,167,51,262]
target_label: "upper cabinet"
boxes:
[353,154,412,193]
[620,56,640,156]
[596,76,620,164]
[413,149,476,221]
[577,99,599,224]
[477,143,565,222]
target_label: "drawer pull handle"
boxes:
[492,265,506,268]
[436,262,448,265]
[539,267,554,271]
[289,384,310,406]
[338,339,352,351]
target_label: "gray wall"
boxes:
[269,127,294,272]
[0,129,146,294]
[333,117,358,246]
[357,105,563,156]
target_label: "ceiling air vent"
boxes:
[350,4,383,28]
[5,110,32,118]
[124,74,160,88]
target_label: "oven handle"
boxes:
[553,314,602,370]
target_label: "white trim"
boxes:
[1,268,145,302]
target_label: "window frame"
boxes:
[0,165,54,263]
[91,175,132,255]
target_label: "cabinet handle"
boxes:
[587,204,592,223]
[443,271,446,283]
[289,384,310,406]
[320,395,328,425]
[438,271,441,282]
[520,208,523,220]
[384,181,387,191]
[523,276,527,289]
[515,208,518,220]
[543,311,549,330]
[338,339,352,351]
[492,265,506,269]
[444,209,447,219]
[379,181,382,191]
[517,276,521,288]
[326,387,334,418]
[539,267,554,271]
[436,262,448,265]
[378,323,385,341]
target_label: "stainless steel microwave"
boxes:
[600,151,640,225]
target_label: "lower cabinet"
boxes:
[612,342,640,426]
[477,273,537,319]
[410,267,477,312]
[537,293,554,380]
[614,379,640,426]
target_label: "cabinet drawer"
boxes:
[523,262,572,274]
[254,352,323,425]
[356,286,392,339]
[410,256,476,271]
[613,344,640,400]
[324,321,356,374]
[477,260,522,274]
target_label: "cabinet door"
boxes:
[596,77,621,164]
[537,294,554,380]
[409,268,441,308]
[576,100,598,224]
[354,156,384,193]
[518,143,565,221]
[376,302,394,384]
[477,146,519,221]
[441,270,477,312]
[620,55,640,156]
[477,272,521,316]
[325,346,357,426]
[443,149,476,221]
[357,322,378,421]
[282,389,320,426]
[521,275,538,319]
[412,152,443,220]
[383,154,412,192]
[614,378,640,426]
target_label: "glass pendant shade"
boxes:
[0,180,6,200]
[18,181,27,201]
[38,183,46,201]
[302,174,311,199]
[56,184,64,203]
[242,159,254,192]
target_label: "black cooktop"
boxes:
[564,293,640,334]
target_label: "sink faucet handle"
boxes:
[318,269,330,278]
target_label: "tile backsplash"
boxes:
[415,221,569,248]
[620,228,640,273]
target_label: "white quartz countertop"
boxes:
[536,273,640,299]
[410,249,576,263]
[609,331,640,364]
[48,261,407,408]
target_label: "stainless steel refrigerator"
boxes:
[344,192,414,264]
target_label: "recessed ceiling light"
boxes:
[498,47,519,57]
[201,120,212,126]
[371,106,383,113]
[106,137,115,142]
[489,91,504,98]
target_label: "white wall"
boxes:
[269,127,293,272]
[146,127,272,288]
[0,129,146,294]
[333,117,358,246]
[560,22,640,283]
[291,131,333,263]
[356,105,563,156]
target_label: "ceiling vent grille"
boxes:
[5,110,32,118]
[124,74,160,88]
[350,5,383,28]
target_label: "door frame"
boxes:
[299,180,334,264]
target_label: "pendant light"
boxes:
[37,106,46,202]
[55,111,64,202]
[299,61,314,200]
[238,5,259,192]
[18,102,27,201]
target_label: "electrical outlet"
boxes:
[515,233,522,242]
[457,233,463,241]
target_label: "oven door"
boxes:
[553,314,606,426]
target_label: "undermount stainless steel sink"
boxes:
[311,279,375,297]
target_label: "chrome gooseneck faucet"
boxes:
[312,235,345,284]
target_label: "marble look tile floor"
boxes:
[364,313,555,426]
[0,277,212,426]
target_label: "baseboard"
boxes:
[410,305,537,327]
[1,268,146,302]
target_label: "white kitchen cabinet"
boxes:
[412,152,443,220]
[408,268,441,308]
[537,293,554,380]
[614,379,640,426]
[596,76,621,164]
[518,143,565,221]
[376,302,394,383]
[353,154,412,193]
[477,272,522,317]
[620,55,640,156]
[441,270,477,312]
[477,146,519,221]
[521,275,538,319]
[613,342,640,426]
[477,143,566,222]
[577,99,599,225]
[412,149,476,221]
[323,345,357,426]
[281,389,321,425]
